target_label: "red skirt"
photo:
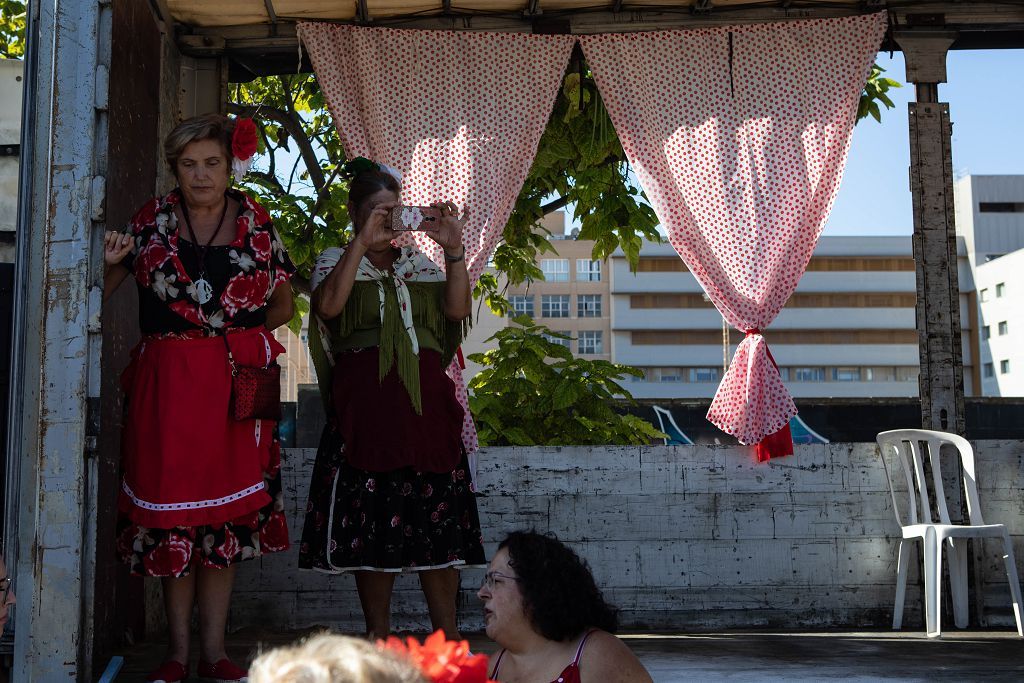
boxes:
[118,326,286,528]
[333,347,465,473]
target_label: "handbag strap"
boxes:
[222,333,239,377]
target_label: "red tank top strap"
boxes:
[490,649,506,678]
[572,629,598,665]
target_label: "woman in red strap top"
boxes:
[479,532,652,683]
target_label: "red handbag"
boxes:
[223,333,282,421]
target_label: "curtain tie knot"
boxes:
[745,328,761,336]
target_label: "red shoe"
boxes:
[198,658,248,683]
[146,660,188,683]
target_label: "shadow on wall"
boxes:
[281,388,1024,449]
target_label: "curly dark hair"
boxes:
[499,531,618,642]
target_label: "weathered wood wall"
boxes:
[230,442,1024,633]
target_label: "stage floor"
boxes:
[111,628,1024,682]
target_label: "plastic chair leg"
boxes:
[1000,532,1024,638]
[947,537,970,629]
[924,527,942,638]
[893,539,911,630]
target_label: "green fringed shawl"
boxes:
[309,278,470,414]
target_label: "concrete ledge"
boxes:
[231,442,1024,633]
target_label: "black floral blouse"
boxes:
[124,188,295,335]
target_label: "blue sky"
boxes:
[826,49,1024,235]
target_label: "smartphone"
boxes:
[390,205,443,231]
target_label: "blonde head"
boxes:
[164,113,234,175]
[248,632,426,683]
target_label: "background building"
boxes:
[609,236,975,399]
[506,212,611,361]
[956,174,1024,397]
[460,211,611,378]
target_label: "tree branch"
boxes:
[540,195,571,215]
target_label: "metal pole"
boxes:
[9,0,108,678]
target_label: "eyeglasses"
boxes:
[0,577,10,604]
[481,571,519,590]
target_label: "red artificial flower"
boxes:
[232,117,258,161]
[380,630,494,683]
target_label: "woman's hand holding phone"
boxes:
[426,201,467,259]
[354,201,400,252]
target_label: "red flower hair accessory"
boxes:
[231,117,259,183]
[379,630,494,683]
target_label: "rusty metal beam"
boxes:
[263,0,279,23]
[898,29,965,438]
[10,0,110,678]
[263,0,279,36]
[148,0,172,25]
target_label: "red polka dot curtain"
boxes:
[580,13,887,460]
[298,24,576,460]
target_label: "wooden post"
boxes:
[897,30,965,437]
[897,29,988,627]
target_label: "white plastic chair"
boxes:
[876,429,1023,638]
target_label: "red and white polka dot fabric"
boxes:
[298,24,575,462]
[580,13,886,450]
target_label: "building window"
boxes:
[998,321,1009,336]
[576,259,602,282]
[980,288,989,302]
[996,283,1006,298]
[543,331,572,349]
[541,258,569,282]
[578,331,603,355]
[1001,360,1011,374]
[979,202,1024,213]
[690,367,720,383]
[832,367,862,382]
[793,367,826,382]
[657,367,682,382]
[541,294,570,318]
[509,295,535,318]
[895,367,920,382]
[983,363,995,378]
[577,294,602,317]
[982,326,991,340]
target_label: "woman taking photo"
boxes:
[299,159,485,639]
[478,531,653,683]
[104,114,295,683]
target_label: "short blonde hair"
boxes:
[164,113,234,174]
[248,633,427,683]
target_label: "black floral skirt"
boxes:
[299,420,486,572]
[116,467,289,578]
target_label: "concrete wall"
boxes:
[230,441,1024,634]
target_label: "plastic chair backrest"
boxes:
[875,429,986,528]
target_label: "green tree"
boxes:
[468,318,666,446]
[1,0,26,59]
